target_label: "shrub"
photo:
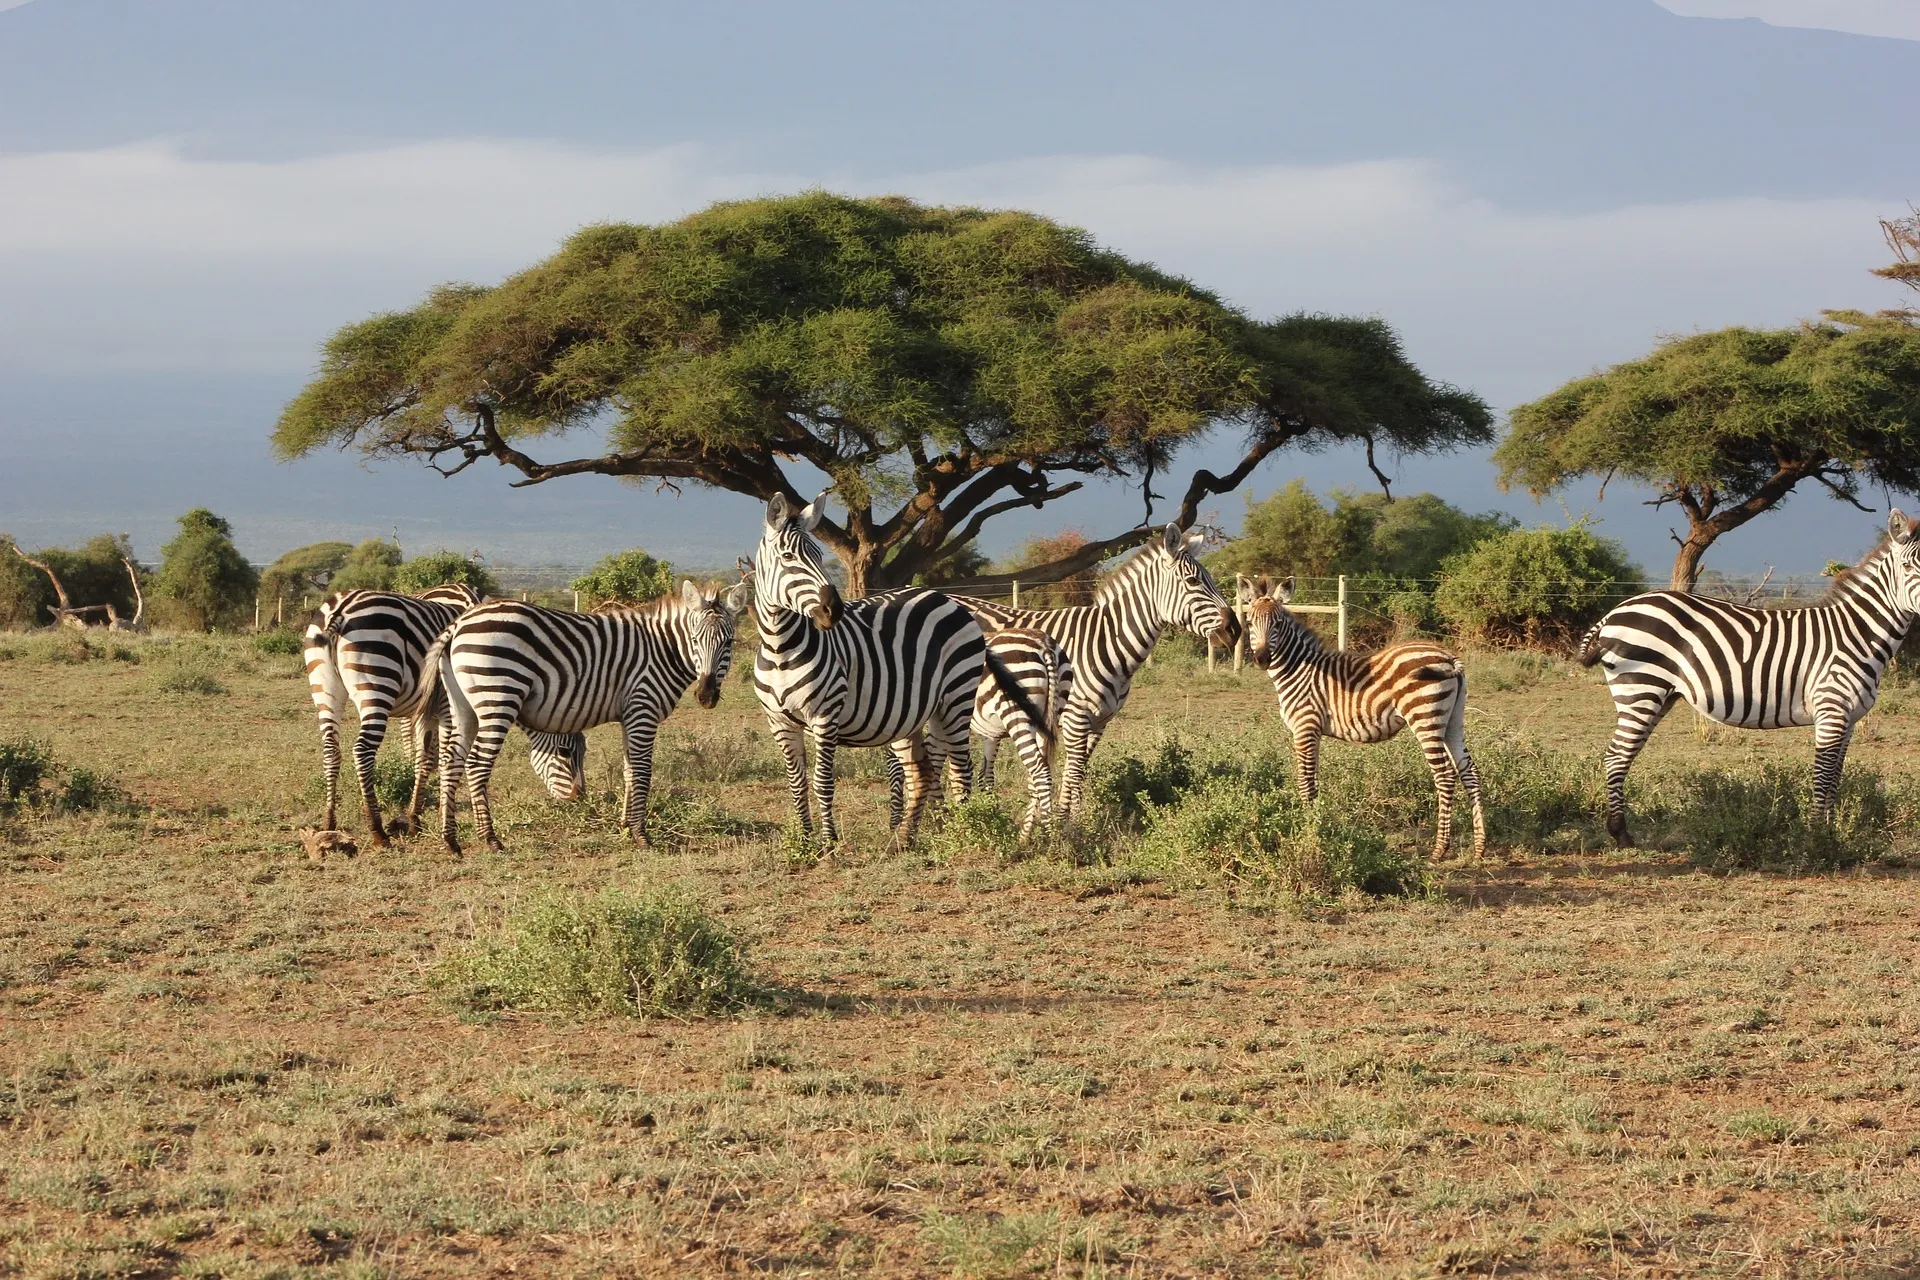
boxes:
[371,755,429,810]
[0,738,56,813]
[0,533,145,629]
[1676,763,1898,871]
[145,651,229,696]
[925,794,1026,864]
[1433,522,1639,648]
[154,509,258,632]
[437,886,758,1016]
[571,548,675,608]
[257,541,353,609]
[392,550,498,598]
[252,629,304,656]
[327,538,404,593]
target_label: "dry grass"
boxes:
[4,635,1920,1276]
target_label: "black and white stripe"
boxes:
[1581,509,1920,846]
[950,524,1240,818]
[303,584,586,843]
[751,493,1034,848]
[423,580,746,853]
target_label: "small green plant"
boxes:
[252,629,304,656]
[778,824,825,871]
[1724,1109,1799,1144]
[147,656,228,696]
[371,755,429,810]
[58,766,131,814]
[0,737,57,813]
[925,793,1025,864]
[436,886,757,1017]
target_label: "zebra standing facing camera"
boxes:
[1582,509,1920,847]
[423,580,747,854]
[303,584,585,843]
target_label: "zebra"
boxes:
[422,579,746,854]
[1245,575,1485,859]
[1581,510,1920,847]
[750,492,1047,849]
[949,523,1241,819]
[884,624,1073,839]
[303,584,586,844]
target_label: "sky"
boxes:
[0,0,1916,578]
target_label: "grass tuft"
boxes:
[436,885,758,1017]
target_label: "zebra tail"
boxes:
[407,626,456,723]
[1577,621,1606,668]
[984,648,1053,753]
[319,593,353,641]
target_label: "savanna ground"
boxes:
[6,627,1920,1278]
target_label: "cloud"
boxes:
[0,138,1899,411]
[1656,1,1920,41]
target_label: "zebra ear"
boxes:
[798,489,829,532]
[723,582,750,615]
[1182,528,1206,553]
[680,579,702,607]
[1277,576,1295,604]
[765,494,790,528]
[1891,509,1916,544]
[1161,523,1183,555]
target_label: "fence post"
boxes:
[1336,575,1348,652]
[573,591,580,611]
[1011,579,1020,608]
[253,599,261,631]
[276,596,284,626]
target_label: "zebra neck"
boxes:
[638,609,696,682]
[1264,624,1325,675]
[755,599,814,656]
[1094,592,1164,674]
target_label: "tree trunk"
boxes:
[1670,534,1712,593]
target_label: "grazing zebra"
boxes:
[885,624,1074,838]
[949,523,1241,819]
[751,493,1046,848]
[424,580,746,853]
[1581,510,1920,847]
[303,585,585,843]
[1246,576,1485,859]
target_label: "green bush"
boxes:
[392,550,498,598]
[154,509,258,632]
[1433,522,1639,647]
[437,886,758,1017]
[925,794,1026,864]
[0,737,130,815]
[1676,763,1899,871]
[145,650,229,696]
[257,541,353,609]
[252,629,304,656]
[571,548,675,608]
[327,538,404,593]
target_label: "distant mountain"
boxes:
[0,0,1913,210]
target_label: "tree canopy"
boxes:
[329,539,404,593]
[391,551,498,598]
[275,193,1490,595]
[155,510,257,632]
[258,541,353,605]
[1496,317,1920,590]
[571,548,675,607]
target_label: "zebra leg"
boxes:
[1290,726,1322,805]
[885,748,905,830]
[1810,713,1857,823]
[462,712,516,853]
[318,720,342,832]
[437,718,465,857]
[888,738,932,851]
[1411,720,1458,860]
[1602,686,1679,848]
[1002,715,1054,840]
[810,725,840,848]
[1445,709,1487,859]
[1056,706,1096,821]
[976,729,1003,794]
[771,721,812,837]
[618,710,662,845]
[393,715,436,837]
[350,709,395,848]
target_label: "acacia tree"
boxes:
[275,194,1489,596]
[1497,318,1920,591]
[155,509,258,631]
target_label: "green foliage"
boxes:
[1432,523,1639,647]
[1208,482,1513,638]
[996,529,1102,607]
[0,737,130,816]
[924,794,1027,865]
[252,629,304,656]
[256,541,352,606]
[437,886,758,1017]
[1676,763,1897,871]
[391,550,497,598]
[327,538,403,593]
[570,548,674,608]
[145,650,229,696]
[0,533,144,629]
[153,509,258,632]
[275,193,1489,590]
[911,541,989,587]
[1499,318,1920,586]
[371,755,429,811]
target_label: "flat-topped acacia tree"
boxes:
[275,193,1490,595]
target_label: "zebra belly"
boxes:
[1328,708,1405,743]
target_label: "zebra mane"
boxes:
[1817,538,1895,606]
[593,592,693,621]
[1091,541,1169,606]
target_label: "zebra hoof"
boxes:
[484,837,506,853]
[1605,814,1634,848]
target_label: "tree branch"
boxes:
[1362,434,1393,500]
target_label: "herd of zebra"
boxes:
[301,496,1920,860]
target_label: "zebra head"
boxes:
[1885,510,1920,614]
[681,578,749,708]
[755,492,844,630]
[1244,574,1306,665]
[527,732,588,802]
[1144,523,1240,648]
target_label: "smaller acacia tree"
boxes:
[328,539,404,592]
[155,509,258,631]
[998,530,1103,608]
[391,551,498,598]
[1498,318,1920,590]
[571,549,675,607]
[258,541,353,608]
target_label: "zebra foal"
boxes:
[751,493,1044,848]
[424,580,746,853]
[950,524,1241,819]
[303,584,588,843]
[1245,576,1484,859]
[1582,510,1920,846]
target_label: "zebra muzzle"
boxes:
[694,675,721,708]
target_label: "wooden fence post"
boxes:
[1011,579,1020,608]
[1336,575,1348,652]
